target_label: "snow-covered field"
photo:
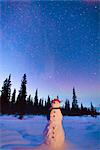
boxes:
[0,115,100,150]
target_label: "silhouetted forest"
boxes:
[0,74,99,118]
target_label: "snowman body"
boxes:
[44,99,65,149]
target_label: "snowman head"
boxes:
[52,99,61,108]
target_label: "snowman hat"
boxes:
[52,98,61,103]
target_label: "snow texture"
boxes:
[0,115,100,150]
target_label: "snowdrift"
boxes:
[0,115,99,150]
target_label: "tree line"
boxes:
[0,74,99,119]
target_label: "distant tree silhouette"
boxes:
[81,103,83,110]
[72,87,79,114]
[41,99,44,108]
[47,95,51,110]
[90,102,97,116]
[65,99,70,114]
[0,74,99,117]
[0,75,11,114]
[80,103,89,115]
[10,89,16,114]
[91,102,95,111]
[38,98,44,114]
[16,74,27,119]
[34,89,38,107]
[45,100,47,108]
[39,98,42,108]
[34,89,39,114]
[43,95,51,116]
[26,95,33,114]
[57,95,59,99]
[15,92,21,114]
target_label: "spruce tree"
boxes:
[11,89,16,114]
[34,89,38,114]
[72,87,78,112]
[90,102,96,116]
[45,100,47,108]
[11,89,16,104]
[34,89,38,107]
[15,92,21,114]
[27,95,31,104]
[8,75,11,101]
[91,102,95,112]
[41,99,44,108]
[16,74,27,118]
[81,103,83,110]
[80,103,84,115]
[38,98,43,114]
[65,99,70,112]
[26,95,33,114]
[39,98,42,107]
[47,95,51,110]
[0,75,11,114]
[57,95,59,99]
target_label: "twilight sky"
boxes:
[0,0,100,107]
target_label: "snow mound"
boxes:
[0,115,99,150]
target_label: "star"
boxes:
[0,0,99,106]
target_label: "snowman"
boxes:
[44,98,65,150]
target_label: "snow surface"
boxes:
[0,115,100,150]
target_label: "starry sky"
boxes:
[0,0,100,107]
